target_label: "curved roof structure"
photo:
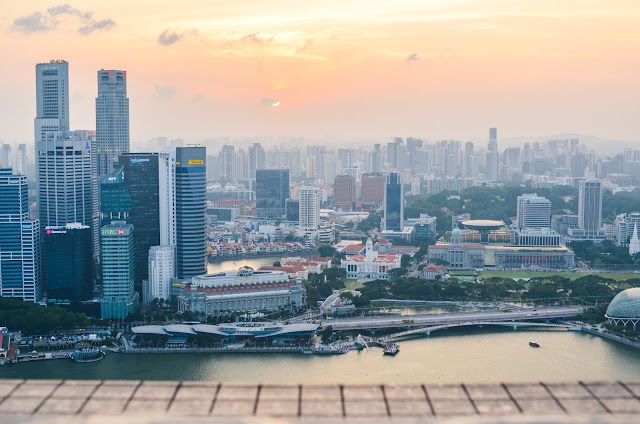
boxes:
[132,322,319,339]
[461,220,505,230]
[606,288,640,319]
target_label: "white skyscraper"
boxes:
[516,193,551,230]
[35,60,69,146]
[159,148,177,247]
[96,69,130,175]
[578,179,603,236]
[146,245,175,303]
[37,130,99,257]
[298,186,321,232]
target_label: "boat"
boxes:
[71,347,105,363]
[383,343,399,355]
[529,341,540,348]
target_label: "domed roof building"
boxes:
[605,288,640,330]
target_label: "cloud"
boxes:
[78,19,116,35]
[155,85,177,101]
[47,4,92,20]
[406,53,419,61]
[238,33,274,44]
[11,12,55,33]
[158,29,182,45]
[11,4,115,35]
[157,29,198,46]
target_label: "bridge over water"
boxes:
[382,321,576,341]
[321,307,583,331]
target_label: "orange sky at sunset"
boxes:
[2,1,639,145]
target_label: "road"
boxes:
[321,307,583,330]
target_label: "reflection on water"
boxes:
[3,329,640,384]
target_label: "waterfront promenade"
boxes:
[1,379,640,423]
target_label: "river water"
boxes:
[3,329,640,384]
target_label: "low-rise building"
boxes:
[177,268,307,316]
[341,238,402,280]
[422,264,446,280]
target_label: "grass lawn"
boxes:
[478,270,640,281]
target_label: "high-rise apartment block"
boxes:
[0,167,40,302]
[256,169,289,218]
[298,187,321,233]
[486,127,499,181]
[101,221,137,319]
[516,193,551,230]
[384,173,403,231]
[96,70,129,175]
[159,147,206,279]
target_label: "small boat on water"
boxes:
[529,341,540,348]
[383,343,399,355]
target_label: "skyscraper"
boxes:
[384,173,403,231]
[118,153,160,292]
[486,127,499,180]
[145,245,175,303]
[96,69,129,175]
[101,221,137,319]
[35,60,69,145]
[256,169,289,218]
[159,147,206,279]
[0,167,40,302]
[100,166,131,227]
[360,173,385,206]
[43,223,93,303]
[248,142,265,179]
[334,175,356,209]
[516,193,551,230]
[578,179,603,236]
[37,130,99,257]
[298,187,321,232]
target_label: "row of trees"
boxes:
[0,298,90,335]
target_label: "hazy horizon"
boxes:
[2,1,639,145]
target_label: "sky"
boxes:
[2,1,640,145]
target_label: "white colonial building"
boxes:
[341,238,402,281]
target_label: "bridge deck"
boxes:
[1,379,639,423]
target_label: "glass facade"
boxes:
[256,169,289,218]
[44,224,93,302]
[384,173,403,231]
[100,166,131,227]
[0,167,40,302]
[175,147,206,279]
[118,153,160,292]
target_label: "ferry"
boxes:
[383,343,399,355]
[71,347,105,363]
[529,341,540,348]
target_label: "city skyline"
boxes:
[1,1,639,145]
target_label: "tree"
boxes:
[389,267,408,280]
[401,254,412,268]
[318,245,336,257]
[319,326,333,342]
[272,261,281,267]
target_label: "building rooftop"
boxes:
[1,379,640,423]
